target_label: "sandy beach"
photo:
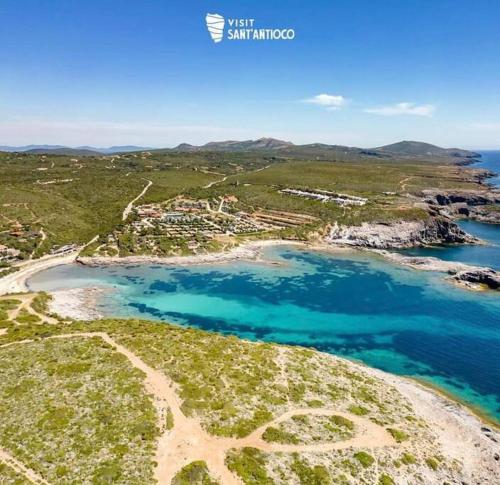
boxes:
[0,251,79,296]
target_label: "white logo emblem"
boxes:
[206,13,225,43]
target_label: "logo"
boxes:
[206,13,225,43]
[205,13,295,43]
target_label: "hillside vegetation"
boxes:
[0,148,493,262]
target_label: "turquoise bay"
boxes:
[29,245,500,422]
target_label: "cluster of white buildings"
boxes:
[281,188,367,206]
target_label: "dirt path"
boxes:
[239,408,395,452]
[399,176,415,192]
[0,332,397,484]
[0,448,51,485]
[122,179,153,221]
[1,293,58,325]
[204,176,227,189]
[29,228,47,259]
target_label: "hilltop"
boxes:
[375,140,480,160]
[166,138,480,165]
[0,139,480,164]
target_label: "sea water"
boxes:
[28,246,500,422]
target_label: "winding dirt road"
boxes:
[0,332,397,484]
[204,176,227,189]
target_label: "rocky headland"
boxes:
[327,216,477,249]
[421,187,500,224]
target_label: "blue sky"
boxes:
[1,0,499,148]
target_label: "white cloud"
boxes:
[364,102,436,117]
[303,94,347,111]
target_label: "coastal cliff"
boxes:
[327,216,476,249]
[422,188,500,224]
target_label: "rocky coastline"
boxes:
[327,216,478,249]
[373,250,500,291]
[421,187,500,224]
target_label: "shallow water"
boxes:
[29,246,500,422]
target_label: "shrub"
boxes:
[354,451,375,468]
[387,428,409,442]
[348,405,369,416]
[172,461,218,485]
[379,473,395,485]
[329,415,354,431]
[225,448,272,485]
[401,453,416,465]
[291,457,331,485]
[262,426,299,444]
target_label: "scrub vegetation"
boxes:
[0,335,158,484]
[0,148,493,265]
[0,294,463,485]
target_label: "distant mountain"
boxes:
[77,145,153,154]
[375,141,480,159]
[0,145,153,156]
[168,138,478,164]
[0,139,480,163]
[25,147,103,156]
[0,144,67,152]
[173,137,294,152]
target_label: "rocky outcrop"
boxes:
[374,251,473,272]
[421,189,500,223]
[450,268,500,290]
[327,217,477,249]
[373,251,500,291]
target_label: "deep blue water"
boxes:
[28,246,500,422]
[476,150,500,187]
[400,220,500,269]
[400,151,500,269]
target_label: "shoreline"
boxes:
[4,233,498,298]
[349,358,499,482]
[76,239,325,267]
[345,355,499,431]
[0,251,79,296]
[7,238,499,445]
